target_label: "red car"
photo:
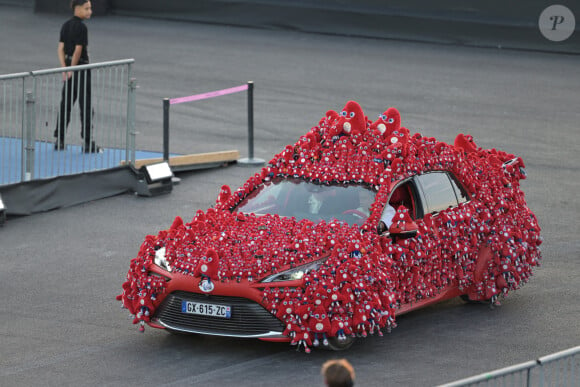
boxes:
[118,101,542,352]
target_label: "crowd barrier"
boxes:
[439,345,580,387]
[163,81,264,167]
[0,59,137,186]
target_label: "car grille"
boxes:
[153,291,286,338]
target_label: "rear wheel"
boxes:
[323,336,356,351]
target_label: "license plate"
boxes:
[181,301,231,319]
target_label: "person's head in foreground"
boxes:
[321,358,355,387]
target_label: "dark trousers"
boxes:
[54,69,92,145]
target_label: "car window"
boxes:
[387,181,417,219]
[235,177,376,226]
[415,172,459,214]
[449,174,470,204]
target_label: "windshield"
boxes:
[235,177,376,226]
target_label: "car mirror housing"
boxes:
[388,218,419,240]
[390,228,418,240]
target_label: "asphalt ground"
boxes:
[0,5,579,387]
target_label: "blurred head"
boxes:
[71,0,92,19]
[321,359,355,387]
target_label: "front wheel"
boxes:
[460,294,489,305]
[323,336,356,351]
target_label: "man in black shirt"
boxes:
[54,0,101,153]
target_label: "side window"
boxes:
[449,174,470,204]
[376,180,421,234]
[387,181,418,219]
[415,172,458,214]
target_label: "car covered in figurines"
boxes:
[117,101,542,352]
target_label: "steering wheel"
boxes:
[342,209,368,220]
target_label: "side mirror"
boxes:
[389,220,419,240]
[391,228,418,239]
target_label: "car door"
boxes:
[377,172,471,302]
[413,171,473,289]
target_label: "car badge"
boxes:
[198,278,215,293]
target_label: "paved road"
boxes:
[1,5,579,387]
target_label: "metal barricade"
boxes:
[537,346,580,387]
[0,59,137,185]
[439,361,536,387]
[438,346,580,387]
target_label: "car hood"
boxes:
[143,208,365,282]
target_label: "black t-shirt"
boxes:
[59,16,89,64]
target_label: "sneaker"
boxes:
[54,139,65,151]
[83,141,103,153]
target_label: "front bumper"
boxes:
[152,290,286,338]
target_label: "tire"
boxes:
[460,294,488,305]
[323,336,356,351]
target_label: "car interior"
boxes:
[388,183,416,219]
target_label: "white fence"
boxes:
[0,59,137,185]
[439,346,580,387]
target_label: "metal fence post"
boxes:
[163,98,170,162]
[537,361,544,387]
[238,81,264,166]
[247,80,254,159]
[126,77,137,165]
[24,90,36,181]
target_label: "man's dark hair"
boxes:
[71,0,90,10]
[321,359,355,387]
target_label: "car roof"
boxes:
[216,102,519,216]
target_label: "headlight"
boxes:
[261,258,326,283]
[154,247,172,272]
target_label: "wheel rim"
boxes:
[324,336,356,351]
